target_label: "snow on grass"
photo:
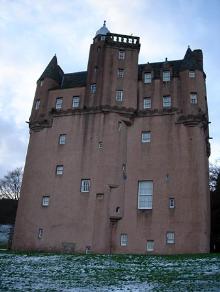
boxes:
[0,252,220,291]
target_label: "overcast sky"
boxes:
[0,0,220,177]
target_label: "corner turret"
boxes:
[38,55,63,85]
[30,55,64,129]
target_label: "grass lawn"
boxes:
[0,251,220,291]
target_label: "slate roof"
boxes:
[61,71,87,89]
[38,55,64,84]
[138,48,203,79]
[39,48,203,88]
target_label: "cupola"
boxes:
[95,21,110,36]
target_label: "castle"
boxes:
[13,23,210,254]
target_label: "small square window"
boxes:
[118,50,125,60]
[56,165,63,175]
[90,84,96,94]
[116,90,123,102]
[141,131,151,143]
[55,97,63,110]
[190,93,197,104]
[117,69,124,78]
[96,193,104,200]
[120,234,128,246]
[38,228,43,239]
[143,98,151,109]
[163,96,171,108]
[166,232,175,244]
[189,70,195,78]
[144,73,152,84]
[81,179,90,192]
[35,99,40,110]
[146,240,154,251]
[59,134,66,145]
[163,71,171,82]
[169,198,175,209]
[72,96,80,108]
[42,196,50,207]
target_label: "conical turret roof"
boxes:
[38,55,63,84]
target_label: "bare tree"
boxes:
[209,163,220,191]
[0,167,23,200]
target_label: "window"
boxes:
[90,84,96,94]
[56,165,63,175]
[117,69,124,78]
[72,96,80,108]
[166,232,175,244]
[120,234,128,246]
[38,228,43,239]
[40,80,44,87]
[138,181,153,209]
[118,121,122,131]
[141,131,151,143]
[59,134,66,145]
[190,93,197,104]
[55,97,63,110]
[169,198,175,209]
[189,70,195,78]
[42,196,50,207]
[116,90,123,102]
[163,71,171,82]
[146,240,154,251]
[163,96,171,108]
[143,98,151,109]
[118,50,125,60]
[35,99,40,110]
[98,141,103,149]
[144,72,152,84]
[81,179,91,192]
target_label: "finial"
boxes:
[188,45,190,49]
[165,57,168,62]
[103,20,106,26]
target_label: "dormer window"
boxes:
[163,71,171,82]
[72,96,80,108]
[90,84,96,94]
[55,97,63,110]
[144,73,152,84]
[118,50,125,60]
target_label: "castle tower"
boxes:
[12,24,210,254]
